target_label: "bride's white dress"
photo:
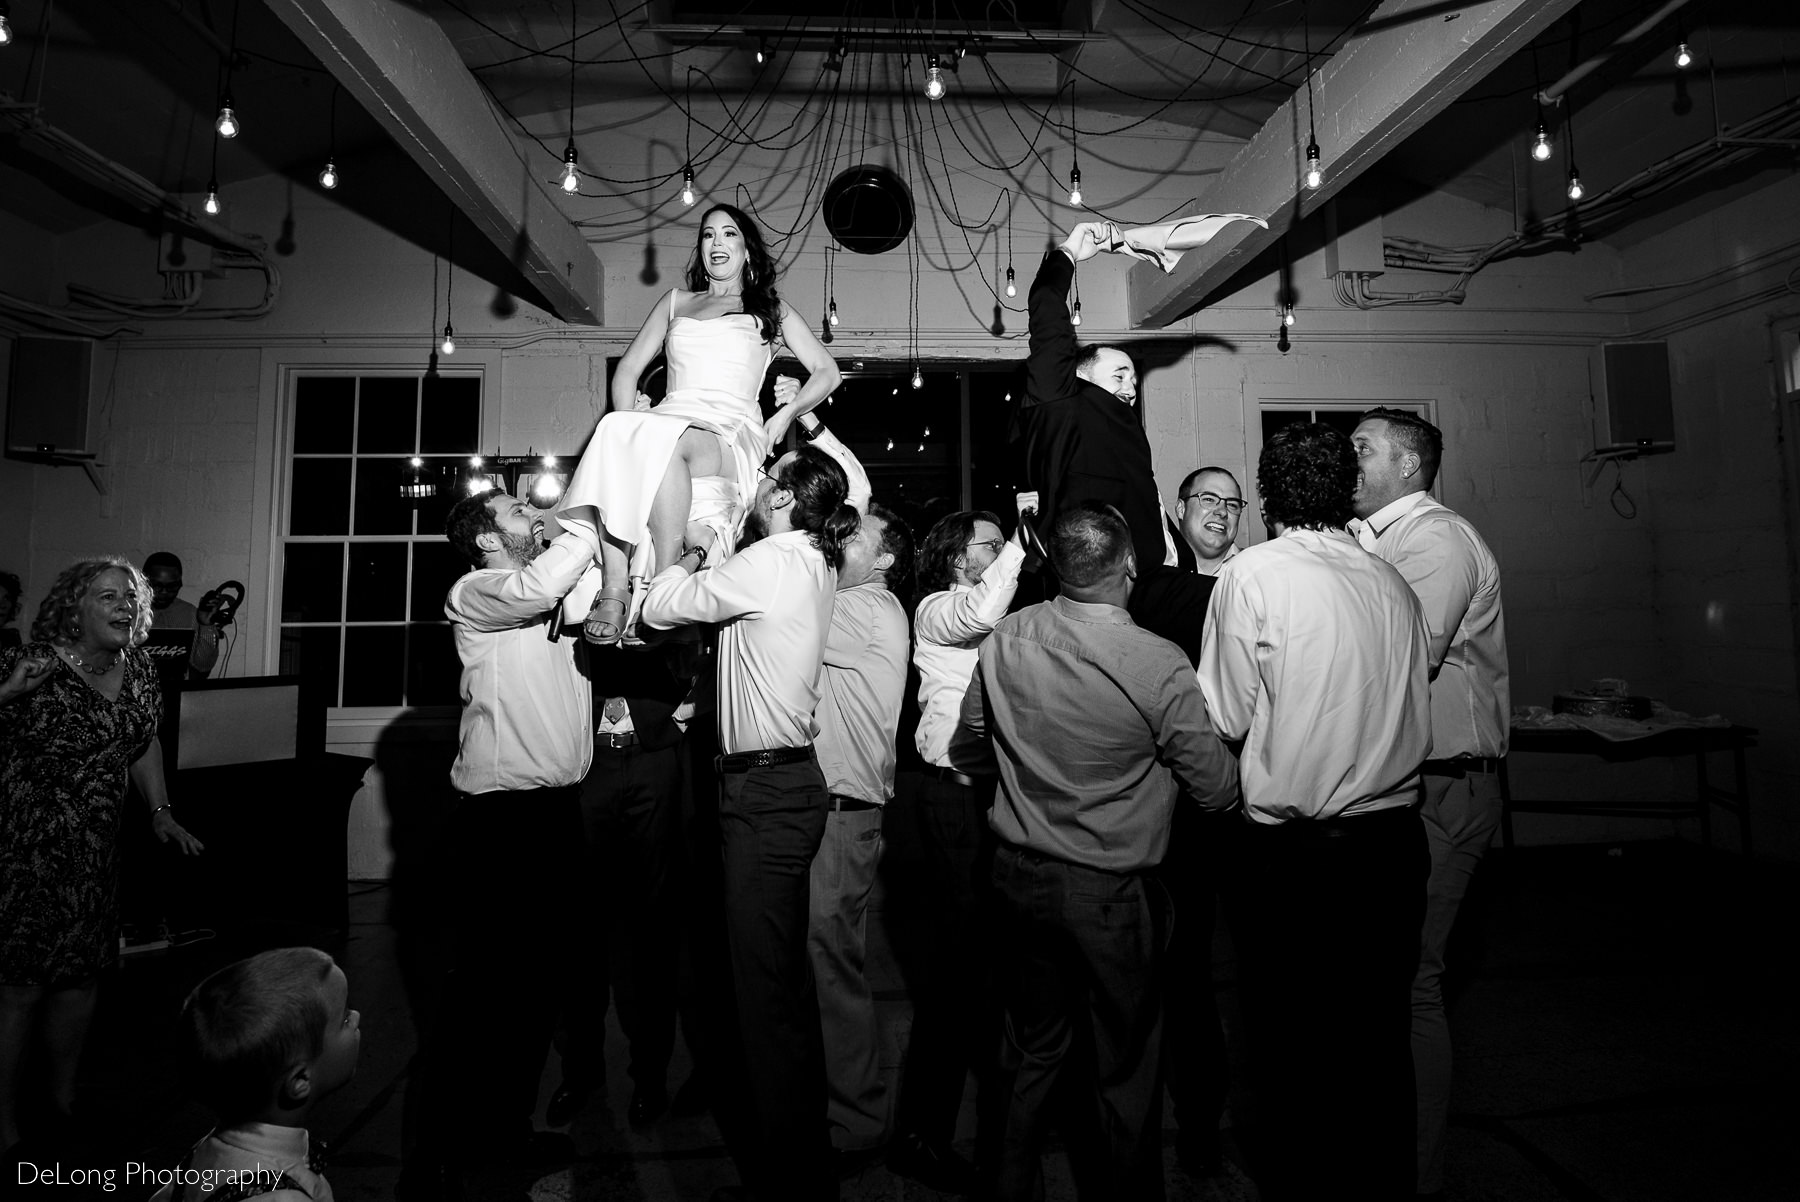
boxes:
[558,292,774,621]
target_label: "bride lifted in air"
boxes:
[558,202,841,643]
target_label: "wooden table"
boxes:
[1499,724,1758,856]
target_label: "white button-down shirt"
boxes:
[638,529,836,754]
[446,532,594,795]
[912,541,1026,768]
[1199,526,1432,823]
[1193,542,1240,577]
[1352,491,1509,759]
[816,583,910,804]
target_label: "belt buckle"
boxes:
[602,730,632,750]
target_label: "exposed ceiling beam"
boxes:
[1128,0,1582,329]
[263,0,602,325]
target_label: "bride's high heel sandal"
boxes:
[583,584,632,645]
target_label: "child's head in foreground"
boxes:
[178,947,361,1126]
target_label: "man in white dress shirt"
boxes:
[887,509,1027,1191]
[1198,422,1432,1202]
[1350,407,1510,1199]
[406,491,592,1195]
[638,444,859,1202]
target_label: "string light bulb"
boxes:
[923,425,931,437]
[215,97,239,139]
[1071,300,1082,326]
[1005,266,1017,298]
[925,57,947,101]
[1675,42,1692,69]
[756,37,768,65]
[1566,165,1584,201]
[886,437,895,451]
[680,166,696,207]
[1,5,13,47]
[828,299,839,327]
[560,143,579,194]
[911,366,924,390]
[1282,304,1296,327]
[440,323,456,356]
[318,159,338,190]
[1068,165,1082,207]
[1531,123,1552,162]
[1304,140,1323,190]
[203,179,221,215]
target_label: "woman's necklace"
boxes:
[61,644,120,675]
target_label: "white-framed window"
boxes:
[276,370,483,713]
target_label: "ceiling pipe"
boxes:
[1538,0,1692,105]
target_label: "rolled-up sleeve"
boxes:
[446,533,591,631]
[638,554,766,629]
[914,543,1025,647]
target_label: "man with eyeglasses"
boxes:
[1175,468,1245,576]
[1348,406,1509,1200]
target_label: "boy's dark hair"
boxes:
[778,446,860,572]
[178,947,336,1123]
[866,502,916,599]
[144,551,182,575]
[445,492,501,568]
[1359,406,1444,489]
[915,510,1003,597]
[1050,502,1132,589]
[1257,421,1357,532]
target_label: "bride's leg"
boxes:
[583,531,635,645]
[650,429,725,572]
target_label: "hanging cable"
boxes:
[319,84,339,189]
[440,210,456,355]
[1302,2,1322,190]
[215,0,242,139]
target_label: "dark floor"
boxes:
[25,838,1799,1201]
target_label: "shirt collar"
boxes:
[1051,593,1133,625]
[1357,490,1431,538]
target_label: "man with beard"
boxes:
[638,445,861,1202]
[401,491,592,1199]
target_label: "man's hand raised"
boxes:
[1059,221,1112,264]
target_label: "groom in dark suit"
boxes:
[1015,221,1175,580]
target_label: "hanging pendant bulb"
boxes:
[1531,123,1552,163]
[1566,166,1584,202]
[1304,140,1323,190]
[0,8,13,47]
[911,366,924,390]
[203,179,221,216]
[755,37,769,66]
[215,97,239,139]
[1675,42,1692,69]
[560,143,580,194]
[925,57,947,101]
[828,299,839,327]
[1005,265,1017,298]
[440,323,456,356]
[923,425,931,437]
[1282,304,1296,328]
[886,437,895,451]
[318,159,339,190]
[1071,301,1082,327]
[680,166,697,207]
[1067,166,1082,207]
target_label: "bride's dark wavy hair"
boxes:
[685,203,781,344]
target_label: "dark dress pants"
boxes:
[990,843,1169,1202]
[420,785,583,1153]
[1157,804,1233,1155]
[1226,805,1427,1202]
[562,738,686,1093]
[714,752,835,1200]
[894,771,1004,1162]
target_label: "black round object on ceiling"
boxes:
[822,165,914,254]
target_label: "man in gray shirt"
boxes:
[958,502,1238,1200]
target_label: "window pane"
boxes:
[411,540,466,621]
[346,542,407,622]
[289,459,351,535]
[406,623,461,706]
[420,376,481,453]
[343,626,405,706]
[353,459,413,535]
[279,625,341,710]
[294,377,354,453]
[358,377,418,453]
[281,544,344,622]
[412,457,466,535]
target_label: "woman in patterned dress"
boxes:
[0,557,203,1154]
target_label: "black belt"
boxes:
[595,729,640,750]
[831,795,882,812]
[932,765,992,789]
[717,745,813,773]
[1254,803,1420,840]
[1423,756,1502,776]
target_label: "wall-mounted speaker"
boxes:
[5,335,94,458]
[1591,340,1674,454]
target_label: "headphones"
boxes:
[199,581,246,627]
